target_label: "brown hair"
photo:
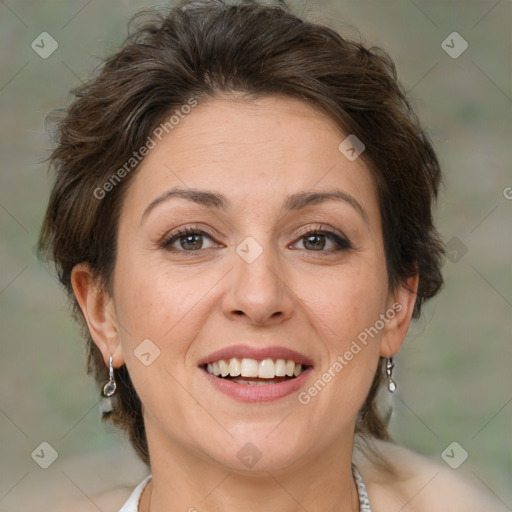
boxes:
[38,0,444,467]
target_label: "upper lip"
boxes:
[198,344,314,367]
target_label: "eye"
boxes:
[160,226,218,252]
[292,227,352,252]
[160,224,351,253]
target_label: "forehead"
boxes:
[121,94,378,222]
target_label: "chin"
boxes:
[206,425,311,473]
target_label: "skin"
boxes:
[71,94,422,512]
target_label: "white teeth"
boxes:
[275,359,287,377]
[241,358,259,377]
[258,359,275,378]
[205,357,307,379]
[231,379,279,386]
[229,357,241,377]
[218,359,230,377]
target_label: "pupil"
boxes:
[181,234,202,250]
[305,234,325,250]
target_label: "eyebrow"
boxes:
[141,187,368,224]
[141,188,229,223]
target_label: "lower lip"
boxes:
[201,367,313,403]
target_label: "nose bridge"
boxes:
[225,233,293,324]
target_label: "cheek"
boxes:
[112,255,221,363]
[111,260,204,415]
[302,258,388,344]
[296,257,388,404]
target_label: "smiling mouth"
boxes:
[203,357,310,385]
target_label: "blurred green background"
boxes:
[1,0,510,510]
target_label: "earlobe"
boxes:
[70,263,125,368]
[379,273,420,358]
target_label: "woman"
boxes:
[39,0,498,510]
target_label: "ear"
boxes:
[379,273,420,358]
[70,263,125,368]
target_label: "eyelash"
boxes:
[160,225,216,252]
[160,224,352,254]
[293,224,352,252]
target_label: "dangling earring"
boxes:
[385,357,397,392]
[101,355,117,415]
[102,355,117,397]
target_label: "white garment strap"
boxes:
[352,463,372,512]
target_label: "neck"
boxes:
[139,427,361,512]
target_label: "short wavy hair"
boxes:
[38,0,445,467]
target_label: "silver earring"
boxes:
[385,357,397,392]
[102,355,117,397]
[100,356,117,416]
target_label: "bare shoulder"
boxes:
[354,438,506,512]
[53,486,134,512]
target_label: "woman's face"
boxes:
[82,95,416,472]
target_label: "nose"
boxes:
[222,238,295,326]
